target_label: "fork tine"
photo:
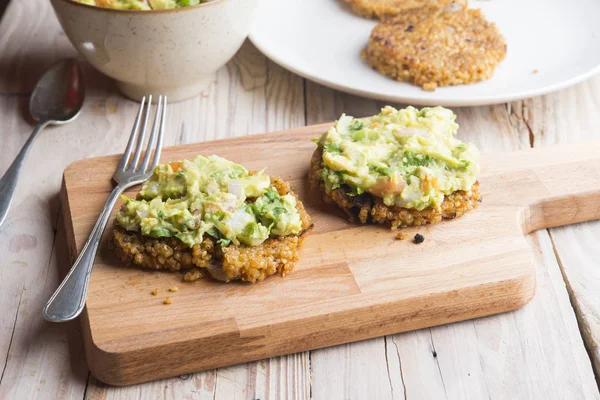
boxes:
[150,96,167,170]
[130,95,152,171]
[116,96,146,171]
[140,96,162,173]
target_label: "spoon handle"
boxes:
[42,185,125,322]
[0,121,50,229]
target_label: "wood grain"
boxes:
[525,75,600,382]
[61,122,600,385]
[1,0,600,396]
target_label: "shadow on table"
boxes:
[0,0,10,25]
[0,52,118,100]
[22,196,91,386]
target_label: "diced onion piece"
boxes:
[136,209,150,218]
[228,180,244,199]
[393,127,427,137]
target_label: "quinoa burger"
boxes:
[309,105,481,229]
[365,5,506,91]
[111,155,312,284]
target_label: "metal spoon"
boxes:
[0,59,85,229]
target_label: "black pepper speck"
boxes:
[414,234,425,244]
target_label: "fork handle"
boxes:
[43,185,125,322]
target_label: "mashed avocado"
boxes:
[115,156,303,248]
[315,106,479,210]
[74,0,207,10]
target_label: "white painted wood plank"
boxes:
[311,338,398,400]
[526,75,600,382]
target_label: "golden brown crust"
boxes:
[345,0,466,20]
[365,5,506,90]
[308,146,480,229]
[110,178,312,284]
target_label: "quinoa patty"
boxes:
[365,5,506,91]
[344,0,466,20]
[110,177,312,284]
[309,146,480,229]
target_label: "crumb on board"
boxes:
[395,232,408,240]
[183,268,204,282]
[532,69,539,74]
[164,297,172,305]
[151,288,158,296]
[169,286,179,292]
[414,233,425,244]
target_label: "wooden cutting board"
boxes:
[60,123,600,386]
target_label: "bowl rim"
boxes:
[53,0,227,14]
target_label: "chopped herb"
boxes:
[346,186,364,196]
[404,151,434,167]
[217,238,231,247]
[272,207,287,217]
[150,227,172,238]
[263,187,279,202]
[176,171,185,178]
[212,211,227,220]
[157,210,165,219]
[349,119,364,131]
[369,164,391,176]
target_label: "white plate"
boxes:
[250,0,600,106]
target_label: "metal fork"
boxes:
[42,95,167,322]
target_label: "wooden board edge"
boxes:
[60,175,78,262]
[82,265,536,386]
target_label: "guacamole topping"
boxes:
[316,106,479,210]
[115,156,303,248]
[74,0,208,10]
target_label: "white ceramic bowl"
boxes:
[51,0,258,102]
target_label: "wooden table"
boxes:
[1,1,599,398]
